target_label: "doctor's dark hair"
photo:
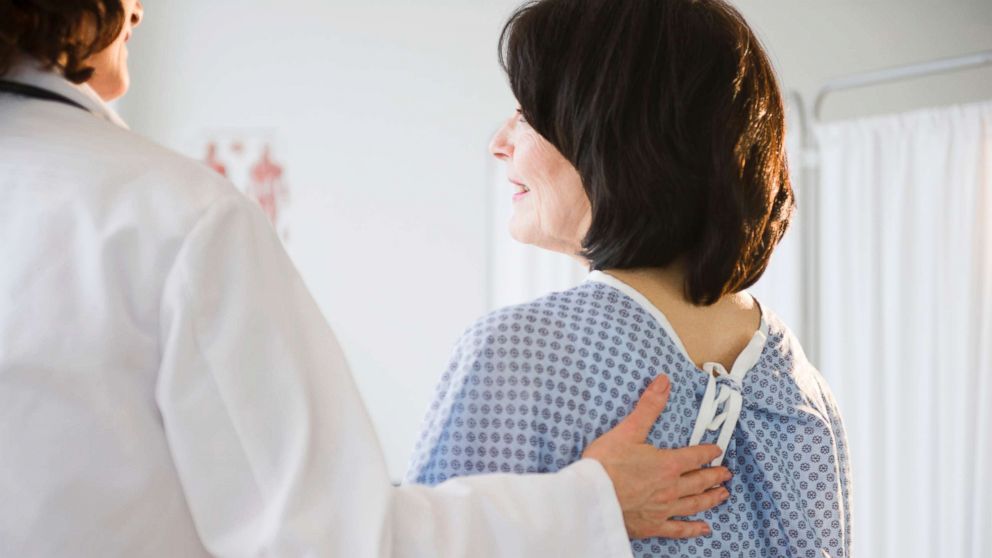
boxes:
[499,0,794,305]
[0,0,125,83]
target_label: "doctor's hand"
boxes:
[582,374,731,540]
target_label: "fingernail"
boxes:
[651,375,670,394]
[702,526,712,536]
[720,488,730,499]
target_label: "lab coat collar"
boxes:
[4,58,130,130]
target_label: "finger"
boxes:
[611,374,671,441]
[649,520,712,539]
[667,486,730,517]
[669,443,722,473]
[676,466,732,497]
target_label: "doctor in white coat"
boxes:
[0,1,732,556]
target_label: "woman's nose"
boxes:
[489,120,513,161]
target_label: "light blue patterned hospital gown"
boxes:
[406,274,852,557]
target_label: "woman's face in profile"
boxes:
[86,0,144,101]
[489,108,591,256]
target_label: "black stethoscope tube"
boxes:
[0,80,90,112]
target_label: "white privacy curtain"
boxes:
[815,100,992,558]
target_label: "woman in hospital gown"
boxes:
[407,1,853,557]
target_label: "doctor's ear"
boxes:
[131,1,145,28]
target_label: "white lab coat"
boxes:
[0,63,632,558]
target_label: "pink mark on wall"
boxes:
[199,132,291,240]
[205,142,228,177]
[248,145,289,226]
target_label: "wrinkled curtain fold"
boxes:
[815,99,992,558]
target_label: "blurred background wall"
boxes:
[117,0,992,524]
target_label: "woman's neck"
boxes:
[602,265,695,311]
[601,265,761,370]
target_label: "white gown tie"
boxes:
[689,328,768,466]
[583,269,769,468]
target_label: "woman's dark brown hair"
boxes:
[500,0,795,305]
[0,0,125,83]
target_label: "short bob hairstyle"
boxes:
[500,0,795,305]
[0,0,125,83]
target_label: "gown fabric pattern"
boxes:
[407,278,853,558]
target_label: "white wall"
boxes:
[735,1,992,123]
[119,0,992,480]
[121,0,529,478]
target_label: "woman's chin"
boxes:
[509,225,574,256]
[507,208,541,240]
[90,73,129,102]
[508,225,534,247]
[103,81,129,102]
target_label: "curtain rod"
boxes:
[813,49,992,119]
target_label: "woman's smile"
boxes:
[510,178,530,201]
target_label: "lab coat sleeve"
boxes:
[156,192,632,557]
[392,461,632,558]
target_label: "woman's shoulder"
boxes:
[59,122,251,248]
[748,307,843,420]
[755,308,815,375]
[445,281,669,405]
[454,281,636,351]
[115,140,246,225]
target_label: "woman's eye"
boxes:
[516,109,528,125]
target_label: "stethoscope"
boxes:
[0,79,89,112]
